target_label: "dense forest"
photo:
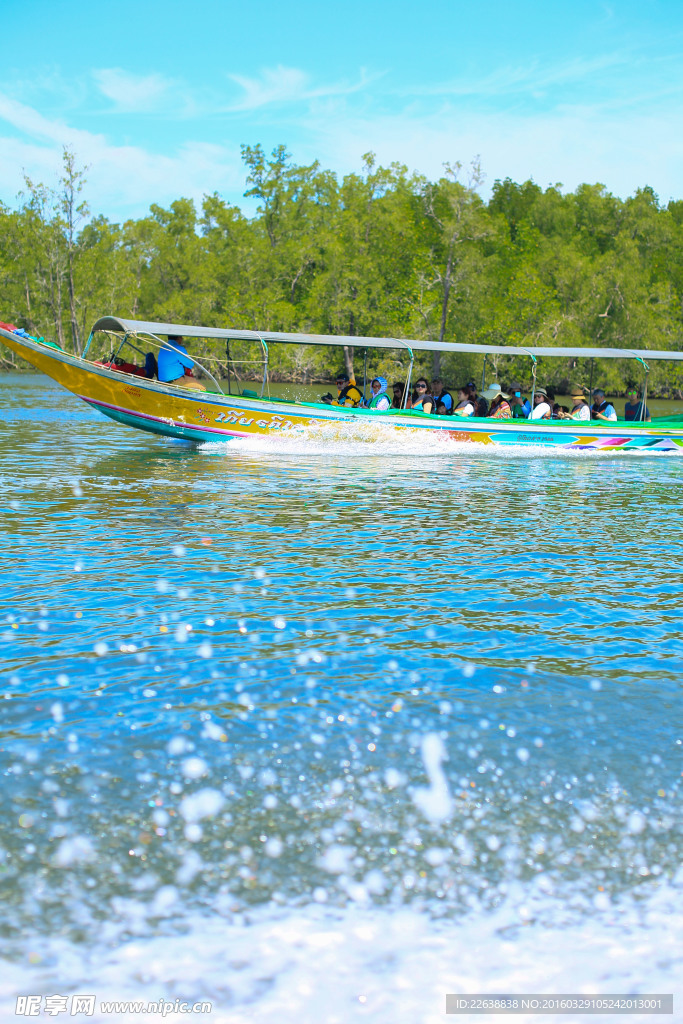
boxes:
[2,145,683,395]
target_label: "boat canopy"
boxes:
[90,316,683,363]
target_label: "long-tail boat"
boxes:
[3,315,683,452]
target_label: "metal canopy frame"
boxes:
[85,316,677,416]
[88,316,683,363]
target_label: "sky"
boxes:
[1,0,682,222]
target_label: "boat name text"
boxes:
[214,411,294,430]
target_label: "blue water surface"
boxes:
[1,375,682,1018]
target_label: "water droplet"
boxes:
[181,757,208,780]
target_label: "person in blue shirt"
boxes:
[157,335,206,391]
[591,388,617,422]
[624,388,651,422]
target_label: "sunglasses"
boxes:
[416,383,427,389]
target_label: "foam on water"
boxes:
[2,881,681,1023]
[201,419,464,458]
[199,420,677,460]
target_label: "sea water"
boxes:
[0,375,681,1023]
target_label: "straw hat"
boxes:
[481,383,509,400]
[568,386,586,399]
[534,386,549,399]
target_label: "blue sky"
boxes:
[1,0,682,221]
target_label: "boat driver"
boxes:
[157,335,206,391]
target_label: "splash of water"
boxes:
[199,419,653,460]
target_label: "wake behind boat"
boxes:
[2,316,683,452]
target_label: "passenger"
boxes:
[391,382,407,409]
[473,393,489,417]
[321,372,363,407]
[558,386,591,421]
[411,378,434,413]
[157,335,206,391]
[479,383,510,418]
[464,381,486,417]
[452,385,475,417]
[144,351,158,379]
[509,382,531,418]
[468,383,488,416]
[365,377,392,410]
[530,386,552,420]
[431,379,454,415]
[624,388,651,422]
[591,388,617,422]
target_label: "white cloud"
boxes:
[0,91,243,220]
[302,98,683,202]
[410,52,633,99]
[226,64,378,111]
[93,68,173,112]
[228,66,310,111]
[0,93,92,147]
[2,53,683,226]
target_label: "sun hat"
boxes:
[534,386,549,398]
[568,386,586,399]
[481,383,509,401]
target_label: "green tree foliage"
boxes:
[2,147,683,393]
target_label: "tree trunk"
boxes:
[24,274,34,335]
[432,350,441,380]
[67,250,80,353]
[55,271,65,348]
[343,345,355,380]
[59,148,88,354]
[345,310,357,379]
[434,247,454,379]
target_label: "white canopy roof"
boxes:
[90,316,683,362]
